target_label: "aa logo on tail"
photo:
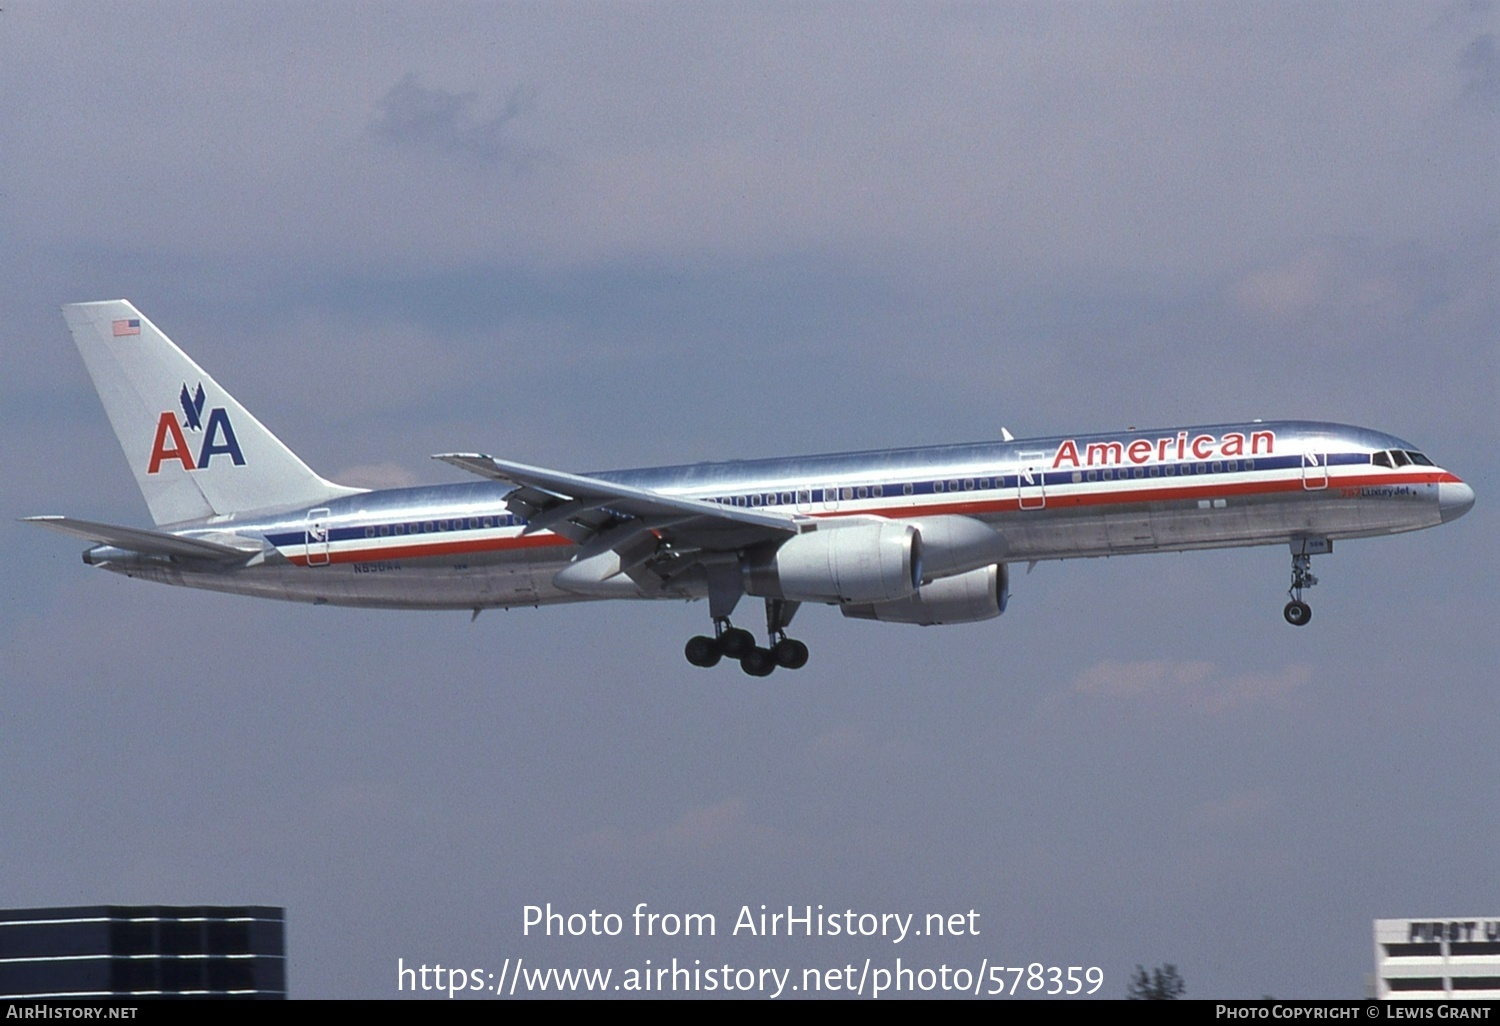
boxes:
[147,381,245,474]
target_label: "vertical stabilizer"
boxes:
[61,300,363,525]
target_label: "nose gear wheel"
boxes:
[1283,550,1319,627]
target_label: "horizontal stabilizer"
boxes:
[22,515,264,562]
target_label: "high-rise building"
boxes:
[0,906,285,998]
[1374,916,1500,999]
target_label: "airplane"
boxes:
[27,300,1475,676]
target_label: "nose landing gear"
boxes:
[1282,540,1327,627]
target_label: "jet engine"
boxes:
[743,522,922,603]
[898,515,1006,580]
[840,563,1008,625]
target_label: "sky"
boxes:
[1,0,1495,1001]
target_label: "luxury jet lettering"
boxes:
[1051,430,1276,469]
[28,301,1475,677]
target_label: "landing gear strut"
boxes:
[684,597,810,675]
[1283,542,1324,627]
[765,598,808,671]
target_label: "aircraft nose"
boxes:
[1438,480,1475,523]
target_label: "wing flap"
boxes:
[433,453,805,537]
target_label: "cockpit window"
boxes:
[1372,451,1392,468]
[1406,451,1433,466]
[1390,450,1411,468]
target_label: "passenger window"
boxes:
[934,481,944,493]
[483,518,493,528]
[1086,470,1097,481]
[1071,472,1082,483]
[903,483,913,495]
[1211,462,1221,473]
[1196,463,1207,474]
[1245,460,1254,471]
[1228,461,1238,472]
[964,479,974,490]
[873,484,883,497]
[365,527,375,538]
[857,486,868,499]
[380,525,390,537]
[1148,466,1159,477]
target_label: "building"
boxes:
[1373,917,1500,999]
[0,905,285,999]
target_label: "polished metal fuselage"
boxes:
[90,420,1462,611]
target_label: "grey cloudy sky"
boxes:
[1,1,1495,999]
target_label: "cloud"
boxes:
[575,798,802,867]
[1191,789,1278,831]
[1070,659,1308,716]
[332,462,424,489]
[1459,33,1500,109]
[370,73,542,167]
[1229,245,1421,328]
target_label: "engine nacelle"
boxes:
[841,563,1008,625]
[899,515,1007,580]
[743,522,922,603]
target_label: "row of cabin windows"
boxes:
[708,458,1262,508]
[1070,459,1255,483]
[364,515,513,538]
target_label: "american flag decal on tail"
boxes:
[112,318,140,336]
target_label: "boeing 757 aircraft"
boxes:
[28,301,1475,675]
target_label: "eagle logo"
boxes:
[179,383,206,431]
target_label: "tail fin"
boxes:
[62,300,363,525]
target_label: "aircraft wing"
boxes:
[433,453,807,552]
[22,515,265,562]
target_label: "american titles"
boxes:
[1053,429,1275,469]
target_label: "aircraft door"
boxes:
[305,507,331,566]
[1016,453,1048,510]
[1301,450,1329,490]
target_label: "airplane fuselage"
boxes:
[89,419,1469,613]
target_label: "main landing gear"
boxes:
[685,598,809,676]
[1282,539,1328,627]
